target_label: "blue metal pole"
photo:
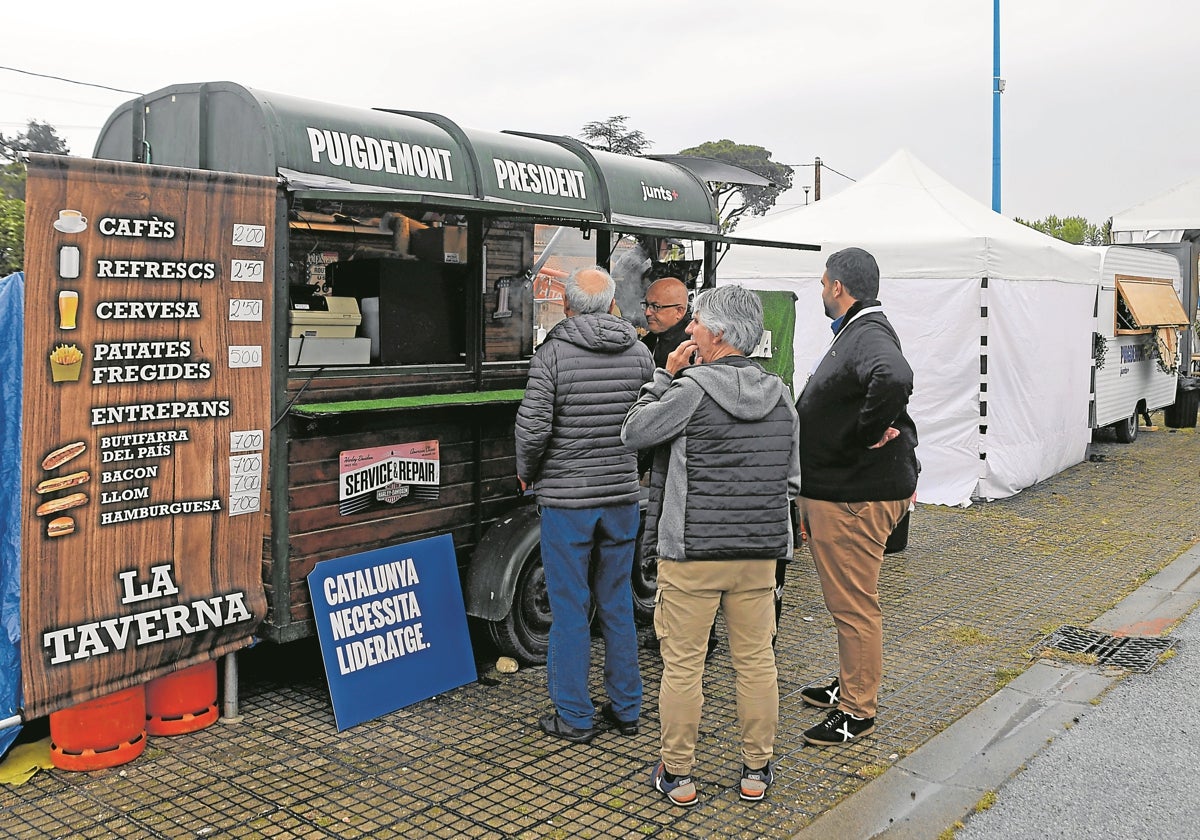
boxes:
[992,0,1002,212]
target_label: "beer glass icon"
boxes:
[58,290,79,330]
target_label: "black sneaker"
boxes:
[739,762,773,801]
[800,677,840,709]
[597,701,639,736]
[803,709,875,746]
[538,712,597,744]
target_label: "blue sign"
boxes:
[307,534,477,730]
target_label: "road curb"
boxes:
[791,540,1200,840]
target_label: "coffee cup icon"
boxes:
[54,209,87,234]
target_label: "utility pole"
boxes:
[992,0,1003,212]
[814,156,822,202]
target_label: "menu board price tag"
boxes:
[229,298,264,321]
[228,345,263,368]
[231,259,265,282]
[232,224,266,247]
[228,493,261,516]
[230,429,264,453]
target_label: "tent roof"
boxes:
[718,149,1099,283]
[1111,172,1200,244]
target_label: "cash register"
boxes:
[287,285,370,365]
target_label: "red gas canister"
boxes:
[145,660,219,736]
[50,685,148,771]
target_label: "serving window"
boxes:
[1115,274,1192,373]
[287,206,470,368]
[480,225,708,363]
[482,222,598,363]
[1115,275,1189,334]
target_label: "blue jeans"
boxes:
[539,503,642,729]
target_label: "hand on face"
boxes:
[665,339,700,375]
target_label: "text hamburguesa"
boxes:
[41,563,253,665]
[323,557,429,675]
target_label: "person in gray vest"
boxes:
[516,266,654,744]
[636,275,722,659]
[622,284,799,807]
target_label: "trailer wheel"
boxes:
[487,546,552,665]
[1113,412,1139,443]
[631,521,656,626]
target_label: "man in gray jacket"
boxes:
[623,284,800,807]
[516,266,654,744]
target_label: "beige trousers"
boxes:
[801,497,908,719]
[655,558,778,775]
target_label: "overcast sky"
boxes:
[3,1,1198,225]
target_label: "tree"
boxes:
[0,120,71,275]
[677,140,793,232]
[579,116,651,156]
[1014,214,1110,246]
[0,119,69,163]
[0,198,24,276]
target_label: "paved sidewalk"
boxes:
[1,421,1198,838]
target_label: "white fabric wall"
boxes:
[979,278,1095,500]
[884,278,984,507]
[730,275,983,506]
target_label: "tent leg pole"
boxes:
[220,652,242,724]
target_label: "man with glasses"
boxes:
[640,277,692,367]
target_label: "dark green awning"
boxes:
[93,81,814,250]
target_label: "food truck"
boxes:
[77,80,811,671]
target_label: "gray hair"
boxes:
[563,266,616,315]
[825,247,880,301]
[693,285,763,355]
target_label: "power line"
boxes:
[0,65,141,96]
[782,161,856,183]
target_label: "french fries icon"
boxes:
[50,343,83,382]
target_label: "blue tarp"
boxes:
[0,271,23,756]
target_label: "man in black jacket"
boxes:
[795,247,919,747]
[640,277,691,367]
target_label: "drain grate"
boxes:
[1032,625,1177,672]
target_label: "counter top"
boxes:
[289,388,525,416]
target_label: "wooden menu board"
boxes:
[20,155,273,717]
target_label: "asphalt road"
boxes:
[955,604,1200,840]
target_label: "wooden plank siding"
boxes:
[267,398,525,630]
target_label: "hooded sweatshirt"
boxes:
[622,356,800,561]
[516,312,654,509]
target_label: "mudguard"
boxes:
[463,503,542,622]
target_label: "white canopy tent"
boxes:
[717,150,1102,506]
[1112,173,1200,245]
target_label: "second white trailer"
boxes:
[1091,245,1190,442]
